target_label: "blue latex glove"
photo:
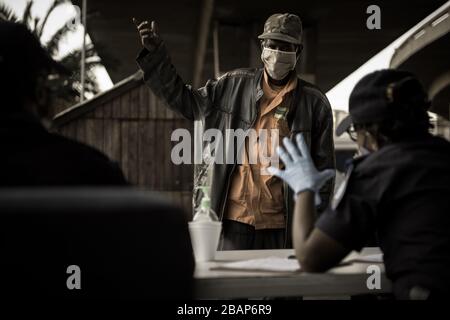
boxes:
[267,134,335,205]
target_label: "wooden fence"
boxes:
[53,72,194,215]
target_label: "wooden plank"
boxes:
[52,74,142,127]
[154,118,165,190]
[120,91,130,119]
[174,118,184,189]
[180,119,194,191]
[148,120,157,189]
[166,103,176,119]
[76,119,87,144]
[128,120,139,184]
[154,95,164,120]
[148,89,156,119]
[130,87,140,119]
[85,118,97,149]
[112,96,121,119]
[172,120,182,191]
[94,102,104,118]
[121,121,130,180]
[104,119,121,162]
[138,85,148,119]
[163,119,172,191]
[156,99,167,119]
[177,118,192,191]
[95,119,105,153]
[103,100,112,119]
[103,119,112,159]
[138,120,154,187]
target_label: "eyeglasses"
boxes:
[346,125,358,142]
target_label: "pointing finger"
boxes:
[138,21,149,30]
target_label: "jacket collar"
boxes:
[254,68,264,102]
[255,68,301,101]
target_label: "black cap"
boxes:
[336,69,430,136]
[0,21,70,77]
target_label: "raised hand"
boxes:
[133,18,162,51]
[267,134,335,204]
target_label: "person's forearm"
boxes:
[292,190,316,259]
[136,43,206,121]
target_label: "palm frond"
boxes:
[0,0,104,109]
[45,23,73,56]
[37,0,66,38]
[32,17,40,35]
[0,4,19,22]
[21,1,33,27]
[59,45,97,64]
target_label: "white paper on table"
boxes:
[348,253,383,263]
[211,257,300,273]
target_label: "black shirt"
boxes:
[316,135,450,296]
[0,113,128,186]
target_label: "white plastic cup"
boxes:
[188,221,222,262]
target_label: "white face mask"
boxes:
[261,47,297,80]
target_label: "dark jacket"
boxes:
[137,43,335,247]
[0,112,128,186]
[317,135,450,298]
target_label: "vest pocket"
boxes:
[228,164,249,203]
[260,176,284,214]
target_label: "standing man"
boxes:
[134,13,335,249]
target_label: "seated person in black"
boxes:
[0,22,195,300]
[269,69,450,299]
[0,21,127,186]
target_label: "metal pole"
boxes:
[192,0,214,88]
[80,0,87,102]
[213,20,220,78]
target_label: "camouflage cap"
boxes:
[258,13,303,45]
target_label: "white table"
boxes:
[194,247,392,299]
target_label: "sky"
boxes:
[2,0,113,94]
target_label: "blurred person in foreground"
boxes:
[269,69,450,299]
[0,21,127,186]
[0,21,195,300]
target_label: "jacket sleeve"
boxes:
[311,96,336,214]
[136,43,218,121]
